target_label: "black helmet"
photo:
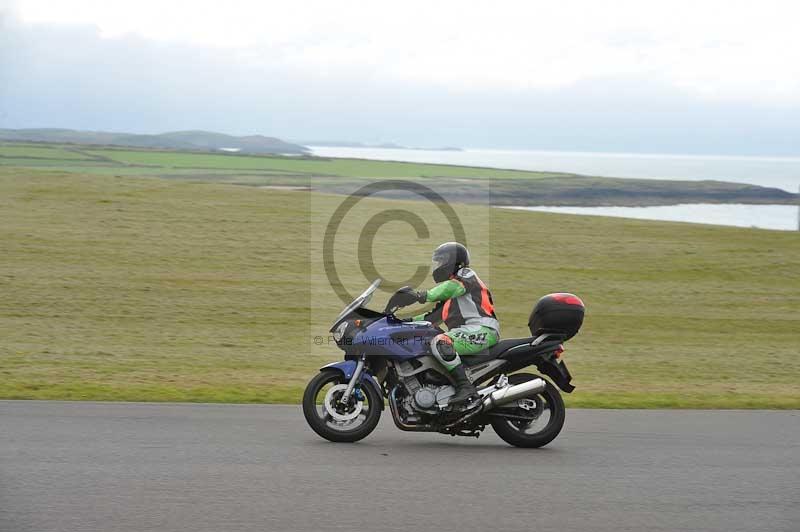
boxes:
[431,242,470,283]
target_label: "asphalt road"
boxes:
[1,402,797,532]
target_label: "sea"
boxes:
[309,146,800,231]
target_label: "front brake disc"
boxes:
[323,384,364,422]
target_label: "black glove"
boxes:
[389,286,426,308]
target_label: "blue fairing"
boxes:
[350,316,440,360]
[320,317,440,411]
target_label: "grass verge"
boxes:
[0,168,798,407]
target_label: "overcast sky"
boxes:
[2,0,799,154]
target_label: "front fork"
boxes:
[338,354,366,405]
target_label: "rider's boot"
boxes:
[449,364,479,409]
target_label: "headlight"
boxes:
[332,321,348,342]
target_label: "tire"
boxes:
[490,373,565,448]
[302,369,382,443]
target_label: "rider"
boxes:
[392,242,500,407]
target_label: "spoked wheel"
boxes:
[490,373,565,448]
[302,369,382,443]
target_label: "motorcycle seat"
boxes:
[461,337,535,366]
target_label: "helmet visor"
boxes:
[432,246,459,283]
[431,247,455,270]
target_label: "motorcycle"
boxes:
[302,279,585,448]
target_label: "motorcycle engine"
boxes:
[402,373,455,413]
[413,387,438,409]
[411,385,456,411]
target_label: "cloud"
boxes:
[14,0,800,104]
[1,0,799,154]
[0,0,19,119]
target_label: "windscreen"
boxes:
[330,279,381,330]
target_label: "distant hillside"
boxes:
[0,128,309,155]
[298,139,462,151]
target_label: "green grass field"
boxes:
[2,142,796,206]
[1,142,560,179]
[1,167,798,407]
[0,145,93,160]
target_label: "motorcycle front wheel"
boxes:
[489,373,565,448]
[302,369,382,443]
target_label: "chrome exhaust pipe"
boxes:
[482,378,546,411]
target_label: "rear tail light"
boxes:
[553,344,565,359]
[551,293,584,306]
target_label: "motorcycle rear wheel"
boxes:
[302,369,382,443]
[490,373,565,448]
